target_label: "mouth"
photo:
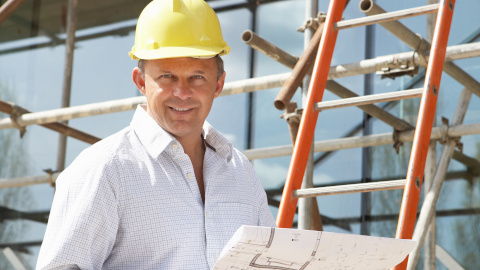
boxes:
[170,106,193,112]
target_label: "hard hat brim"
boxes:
[129,45,231,60]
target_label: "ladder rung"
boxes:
[335,3,439,30]
[293,179,406,198]
[314,88,423,111]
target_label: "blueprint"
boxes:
[213,226,416,270]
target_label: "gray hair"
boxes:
[138,56,224,80]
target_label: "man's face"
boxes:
[133,57,225,141]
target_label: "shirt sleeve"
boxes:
[256,182,277,228]
[240,154,276,228]
[36,151,120,270]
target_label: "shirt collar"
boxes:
[130,105,232,161]
[201,121,233,161]
[130,106,173,159]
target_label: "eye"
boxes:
[191,75,204,79]
[160,74,173,78]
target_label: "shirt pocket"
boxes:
[216,202,257,240]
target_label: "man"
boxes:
[36,0,275,269]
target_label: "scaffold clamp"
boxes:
[9,103,28,138]
[297,12,326,33]
[393,130,404,154]
[414,33,430,67]
[43,169,57,188]
[281,108,303,124]
[376,52,419,79]
[439,116,463,151]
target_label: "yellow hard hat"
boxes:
[129,0,231,60]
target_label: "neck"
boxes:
[176,134,205,161]
[178,132,207,204]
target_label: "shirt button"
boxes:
[186,172,193,179]
[172,143,179,150]
[206,212,210,219]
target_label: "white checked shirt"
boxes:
[37,106,276,270]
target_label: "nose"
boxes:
[173,80,193,100]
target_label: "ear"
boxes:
[213,71,226,98]
[132,67,146,96]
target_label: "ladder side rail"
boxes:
[335,3,439,30]
[408,89,472,269]
[276,0,347,228]
[393,1,456,269]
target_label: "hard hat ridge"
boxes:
[129,0,231,60]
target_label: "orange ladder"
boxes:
[276,0,455,269]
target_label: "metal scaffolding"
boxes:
[0,0,479,269]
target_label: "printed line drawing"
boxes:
[213,226,416,270]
